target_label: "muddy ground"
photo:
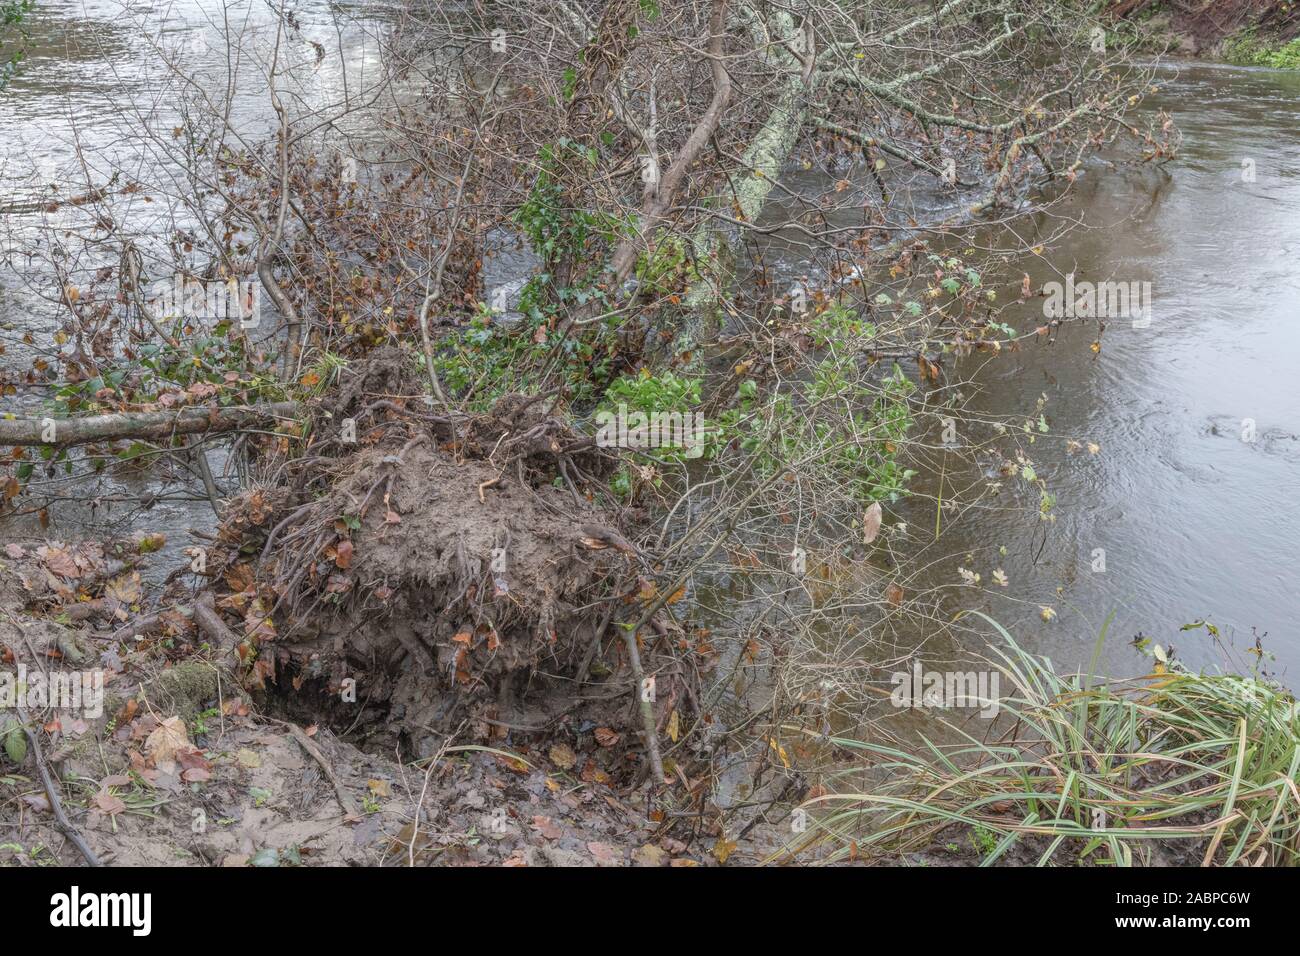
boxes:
[0,545,752,867]
[1112,0,1300,53]
[0,350,819,867]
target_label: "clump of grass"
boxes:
[792,614,1300,866]
[1222,28,1300,69]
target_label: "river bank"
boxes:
[1109,0,1300,65]
[1,1,1296,868]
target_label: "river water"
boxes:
[896,60,1300,684]
[2,7,1297,684]
[0,0,392,566]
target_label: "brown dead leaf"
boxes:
[39,546,79,579]
[144,716,189,769]
[631,844,668,867]
[224,563,255,594]
[21,793,50,813]
[494,753,530,775]
[531,815,564,840]
[105,570,142,605]
[666,709,681,743]
[713,836,739,864]
[548,743,577,770]
[862,501,883,544]
[94,791,126,816]
[587,841,622,867]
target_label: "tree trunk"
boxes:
[0,402,300,447]
[674,11,808,360]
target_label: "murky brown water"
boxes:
[922,60,1300,682]
[2,9,1297,684]
[749,60,1300,689]
[0,0,393,569]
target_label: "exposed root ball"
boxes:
[259,441,629,756]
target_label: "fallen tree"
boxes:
[0,0,1185,848]
[0,402,300,447]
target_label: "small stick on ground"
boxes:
[100,610,169,644]
[0,618,101,865]
[619,624,667,786]
[16,702,101,866]
[477,476,499,504]
[266,717,362,822]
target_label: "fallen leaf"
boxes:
[176,749,211,772]
[144,716,190,769]
[531,816,564,840]
[862,501,883,544]
[39,547,79,579]
[631,844,668,867]
[548,743,577,770]
[713,835,739,864]
[666,710,681,743]
[587,841,621,866]
[105,570,142,605]
[494,753,530,775]
[94,791,126,816]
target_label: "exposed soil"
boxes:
[1109,0,1300,54]
[204,349,675,767]
[247,440,632,757]
[0,350,773,867]
[0,543,736,867]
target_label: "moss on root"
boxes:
[140,661,226,721]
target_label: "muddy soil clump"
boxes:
[220,349,641,762]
